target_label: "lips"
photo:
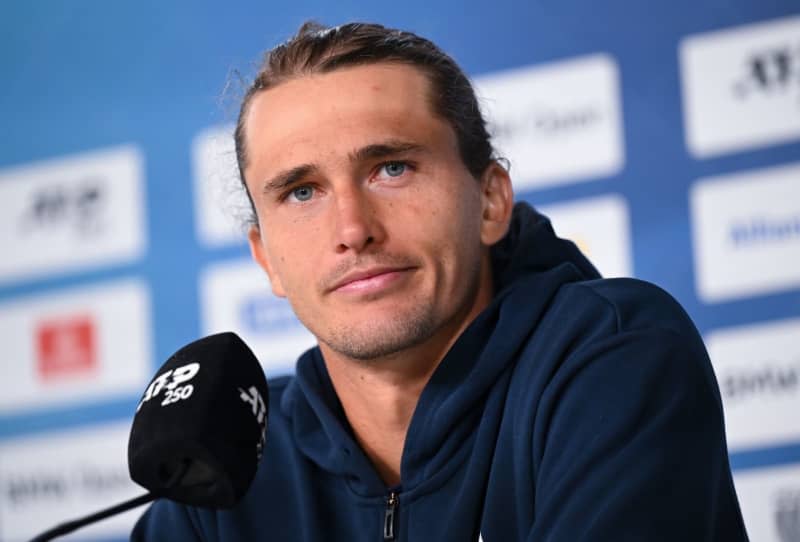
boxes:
[329,266,414,294]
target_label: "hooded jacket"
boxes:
[133,203,748,541]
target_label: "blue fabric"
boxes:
[132,203,748,541]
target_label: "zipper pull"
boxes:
[383,491,398,540]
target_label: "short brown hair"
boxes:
[235,21,496,224]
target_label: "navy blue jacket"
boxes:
[133,204,748,541]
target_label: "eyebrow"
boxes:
[262,164,317,194]
[348,140,426,163]
[261,140,427,195]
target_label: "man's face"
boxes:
[243,62,510,362]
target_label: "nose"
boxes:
[331,186,385,253]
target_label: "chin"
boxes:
[321,308,439,362]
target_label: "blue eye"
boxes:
[290,185,314,202]
[382,162,406,177]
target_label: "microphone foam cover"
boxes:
[128,332,268,509]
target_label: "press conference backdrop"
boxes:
[0,1,798,540]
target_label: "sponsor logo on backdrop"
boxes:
[734,464,800,542]
[475,54,624,191]
[680,15,800,157]
[690,162,800,302]
[4,463,130,508]
[539,195,632,278]
[239,294,299,334]
[0,422,142,541]
[490,105,603,140]
[36,315,97,381]
[775,488,800,542]
[730,213,800,247]
[0,146,146,284]
[199,260,316,375]
[0,279,152,415]
[706,318,800,450]
[192,125,251,247]
[20,178,106,236]
[720,362,800,404]
[733,43,800,100]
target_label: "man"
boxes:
[134,21,748,540]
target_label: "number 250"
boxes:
[161,385,194,406]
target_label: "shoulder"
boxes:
[509,277,716,410]
[534,278,719,413]
[517,278,726,451]
[551,277,701,339]
[500,282,745,541]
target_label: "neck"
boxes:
[322,345,437,486]
[320,254,494,486]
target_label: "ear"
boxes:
[479,161,514,246]
[247,226,287,298]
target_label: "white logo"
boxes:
[539,194,632,278]
[192,125,251,247]
[239,385,268,459]
[199,259,317,376]
[137,362,200,410]
[0,279,152,416]
[706,318,800,450]
[680,15,800,158]
[475,53,624,191]
[690,161,800,302]
[0,146,146,285]
[238,385,266,425]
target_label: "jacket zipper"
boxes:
[383,490,398,540]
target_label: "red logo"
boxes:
[36,315,97,380]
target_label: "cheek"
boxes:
[446,199,486,279]
[406,202,483,279]
[434,191,483,248]
[263,230,313,288]
[400,175,475,228]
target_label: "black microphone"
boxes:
[128,331,269,508]
[29,331,269,541]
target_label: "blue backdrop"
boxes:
[1,1,798,540]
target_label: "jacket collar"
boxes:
[280,202,599,495]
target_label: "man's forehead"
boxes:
[256,64,437,123]
[243,63,454,175]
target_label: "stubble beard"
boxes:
[317,296,440,362]
[293,246,487,364]
[312,263,485,363]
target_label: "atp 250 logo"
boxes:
[136,363,199,411]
